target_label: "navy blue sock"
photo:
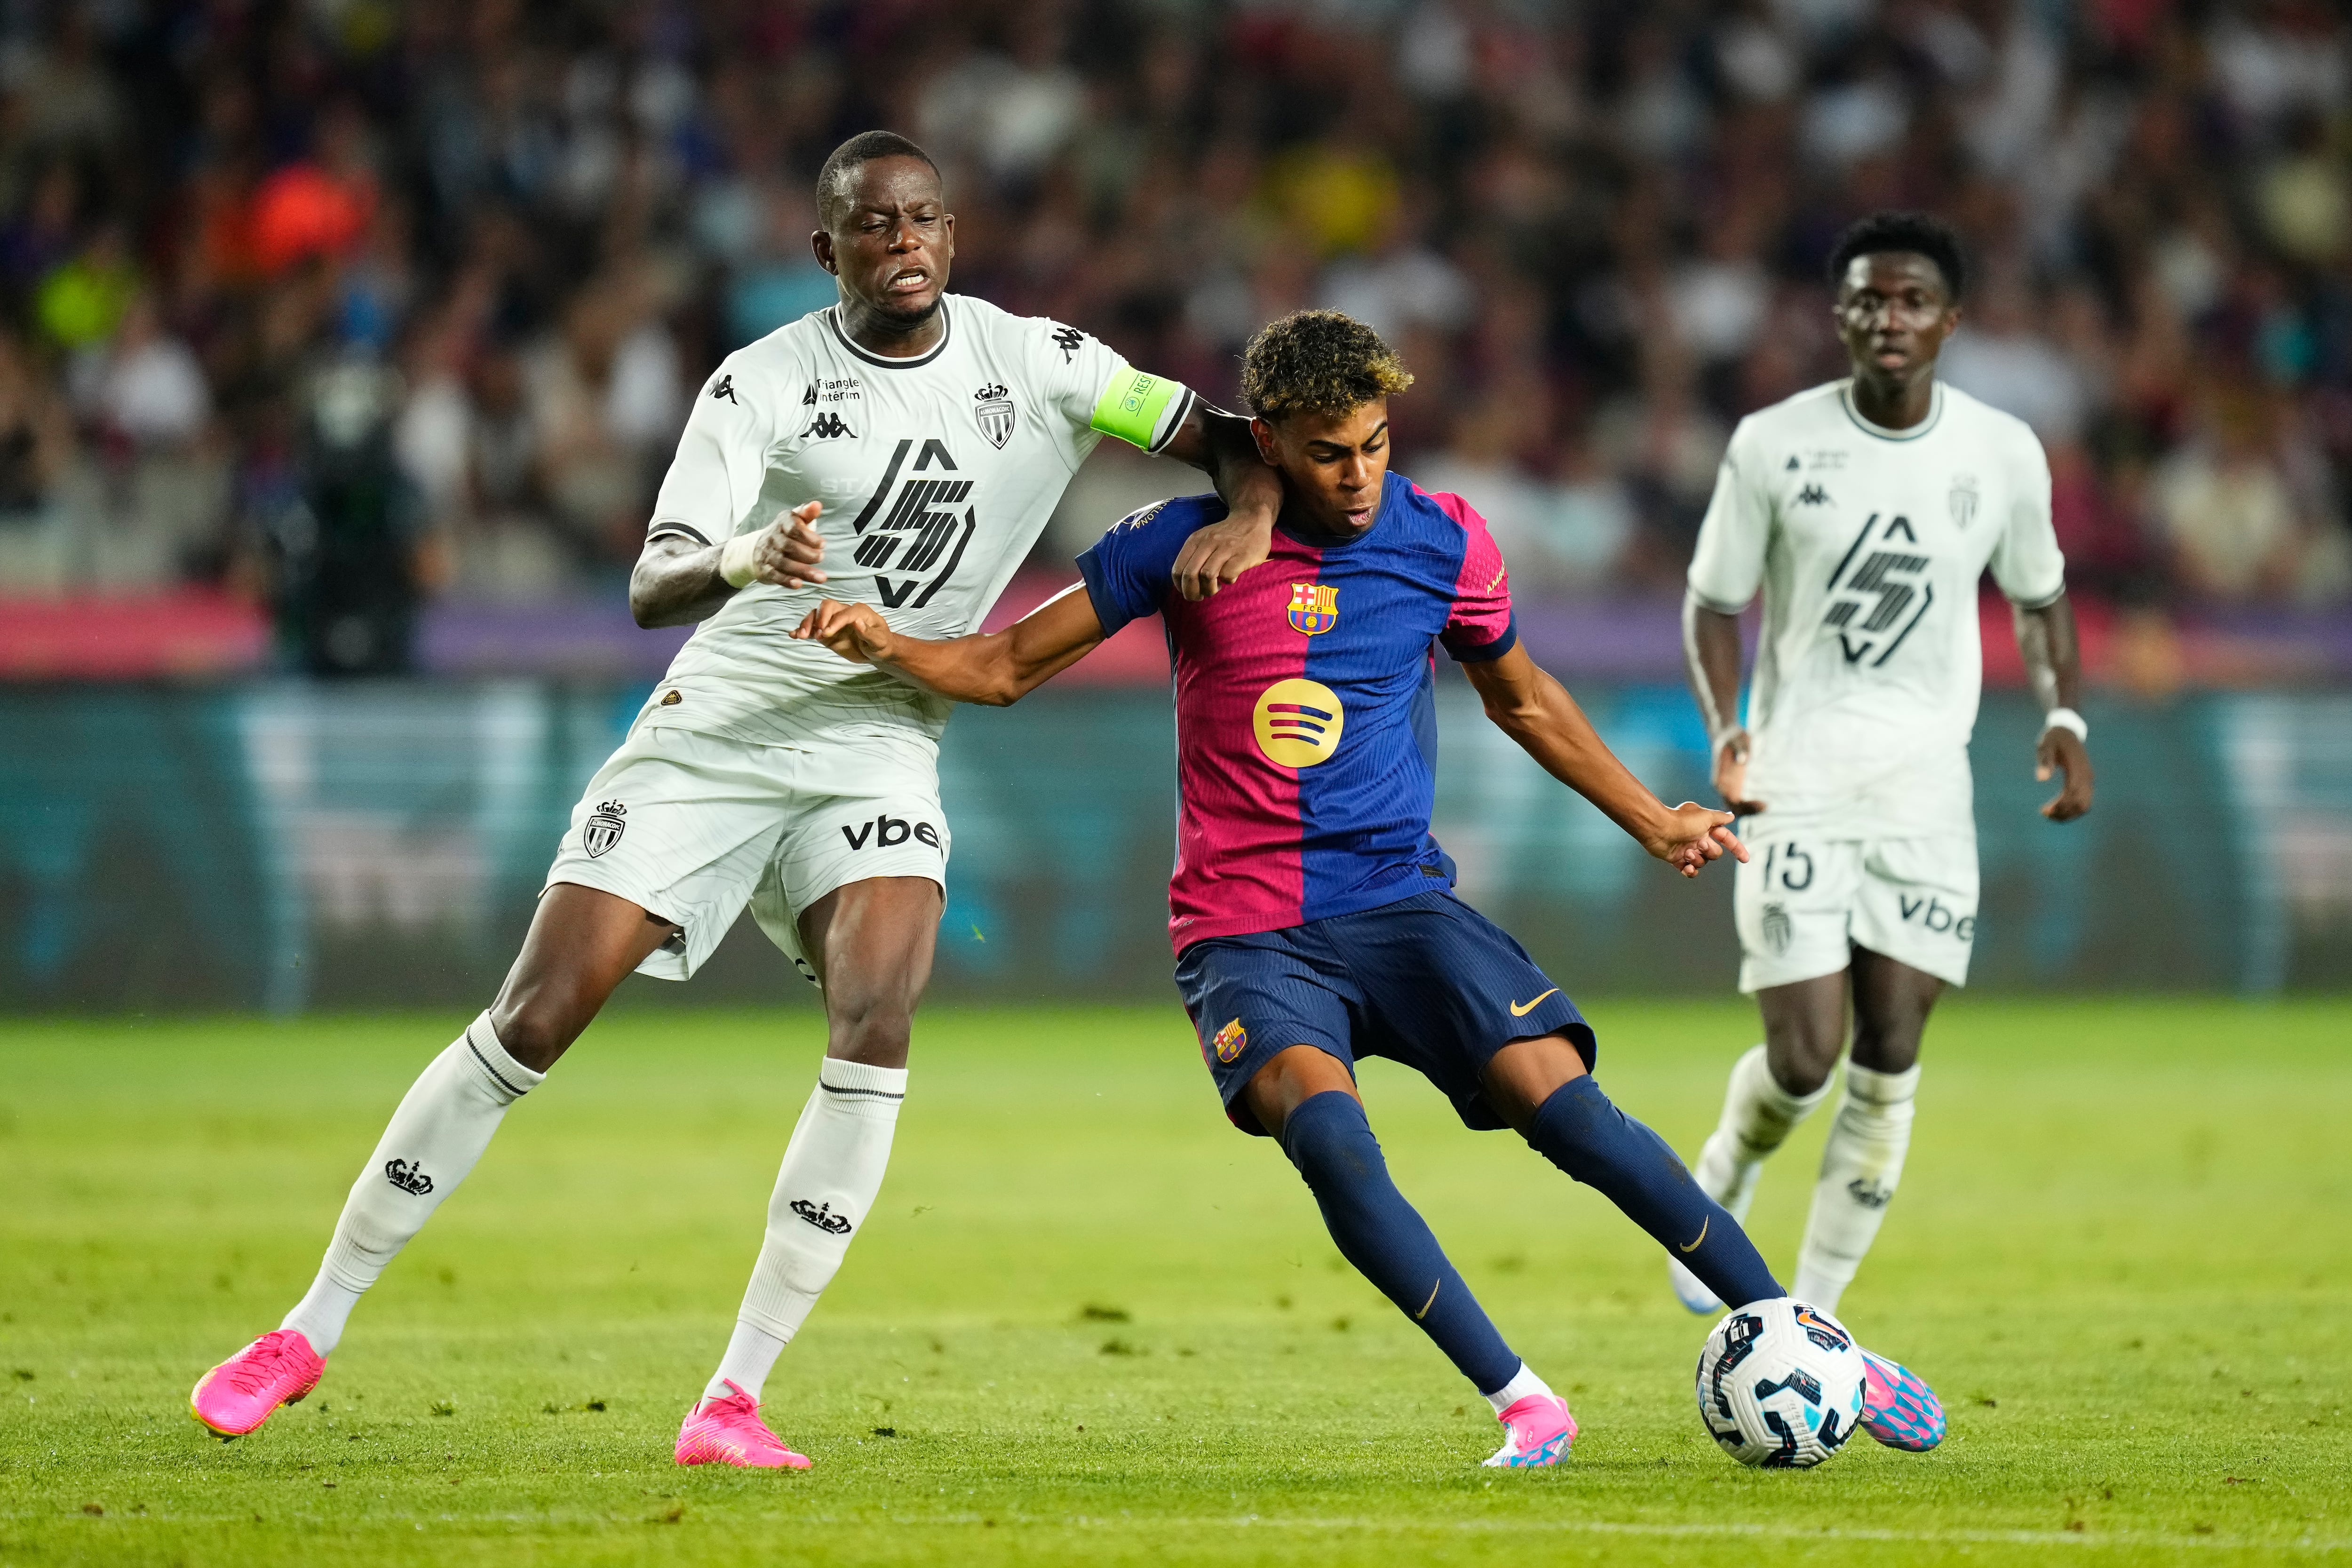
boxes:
[1279,1090,1521,1395]
[1525,1075,1784,1309]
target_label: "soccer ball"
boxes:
[1694,1298,1867,1468]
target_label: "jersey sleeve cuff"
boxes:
[1442,616,1517,664]
[646,520,714,547]
[1075,549,1139,640]
[1685,583,1752,616]
[1145,386,1196,454]
[2003,580,2066,610]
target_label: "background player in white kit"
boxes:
[188,132,1280,1466]
[1668,212,2096,1321]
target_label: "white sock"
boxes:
[1692,1043,1835,1220]
[1484,1360,1554,1414]
[704,1321,787,1409]
[280,1012,543,1354]
[1793,1059,1920,1313]
[703,1057,906,1404]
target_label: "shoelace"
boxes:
[223,1333,298,1395]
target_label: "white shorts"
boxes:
[543,724,949,984]
[1732,825,1978,992]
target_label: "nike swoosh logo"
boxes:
[1678,1216,1708,1254]
[1414,1279,1441,1321]
[1509,988,1559,1018]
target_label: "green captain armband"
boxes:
[1089,367,1183,451]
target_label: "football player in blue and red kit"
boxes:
[792,310,1942,1465]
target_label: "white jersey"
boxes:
[639,293,1194,748]
[1688,379,2064,840]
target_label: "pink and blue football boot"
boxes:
[1858,1347,1945,1450]
[1482,1393,1577,1467]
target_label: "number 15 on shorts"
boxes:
[1760,842,1814,891]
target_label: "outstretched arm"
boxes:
[629,500,829,628]
[1464,643,1747,878]
[1682,591,1763,814]
[2013,593,2094,821]
[790,585,1108,707]
[1158,402,1280,601]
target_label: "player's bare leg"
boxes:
[682,876,939,1469]
[1793,947,1937,1311]
[194,885,675,1438]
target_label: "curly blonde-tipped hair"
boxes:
[1240,310,1414,422]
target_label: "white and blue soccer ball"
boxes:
[1695,1298,1867,1468]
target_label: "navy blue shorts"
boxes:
[1173,889,1594,1137]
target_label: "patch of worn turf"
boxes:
[1,998,2345,1565]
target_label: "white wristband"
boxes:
[1708,724,1748,757]
[718,529,762,589]
[2042,706,2087,742]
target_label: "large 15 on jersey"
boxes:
[1685,379,2065,830]
[639,294,1192,747]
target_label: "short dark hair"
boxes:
[816,131,940,229]
[1240,310,1414,422]
[1827,211,1967,302]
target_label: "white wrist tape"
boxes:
[719,530,763,589]
[2042,706,2088,742]
[1709,724,1748,758]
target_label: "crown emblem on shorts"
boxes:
[790,1198,854,1235]
[383,1158,434,1196]
[1287,581,1338,636]
[583,801,627,860]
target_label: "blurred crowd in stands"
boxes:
[0,0,2345,675]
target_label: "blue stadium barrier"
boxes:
[0,681,2345,1012]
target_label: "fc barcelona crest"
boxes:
[583,800,627,858]
[974,382,1016,449]
[1287,581,1339,636]
[1208,1018,1248,1064]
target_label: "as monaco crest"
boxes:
[583,800,627,858]
[974,382,1015,449]
[1287,581,1339,636]
[1949,473,1979,531]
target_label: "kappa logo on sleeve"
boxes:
[710,374,737,404]
[1050,324,1087,362]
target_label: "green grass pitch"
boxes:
[2,997,2346,1566]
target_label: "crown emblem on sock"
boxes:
[788,1198,853,1235]
[383,1157,435,1196]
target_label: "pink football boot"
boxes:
[1858,1348,1947,1451]
[675,1380,812,1470]
[1482,1392,1578,1467]
[189,1329,326,1438]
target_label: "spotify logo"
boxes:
[1253,678,1344,767]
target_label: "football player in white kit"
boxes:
[188,132,1282,1466]
[1667,213,2096,1327]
